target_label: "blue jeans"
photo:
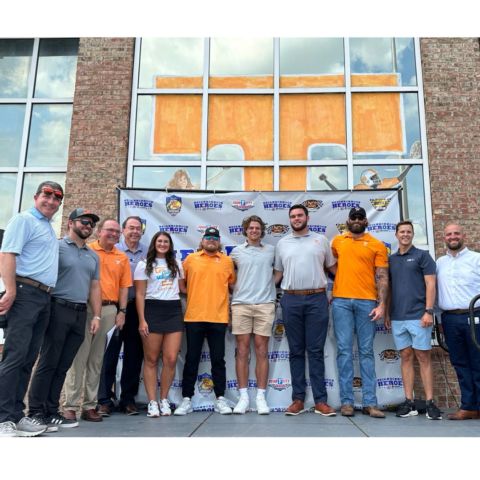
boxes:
[332,298,378,407]
[280,292,329,403]
[442,311,480,410]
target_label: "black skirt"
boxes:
[144,299,184,334]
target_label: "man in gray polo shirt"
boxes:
[386,220,441,420]
[230,215,276,415]
[274,204,337,416]
[27,208,102,430]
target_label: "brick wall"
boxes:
[421,37,480,257]
[61,37,135,232]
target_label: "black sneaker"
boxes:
[30,413,58,432]
[47,413,79,429]
[395,399,418,417]
[426,400,443,420]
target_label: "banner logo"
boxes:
[159,225,188,234]
[268,378,291,391]
[194,200,223,211]
[140,218,147,233]
[308,225,327,234]
[302,199,323,211]
[273,322,285,341]
[377,377,403,389]
[232,199,254,211]
[268,351,290,362]
[266,224,289,236]
[367,223,396,233]
[370,198,391,211]
[263,201,292,211]
[336,223,347,234]
[166,195,182,216]
[353,377,363,389]
[383,241,392,255]
[331,200,360,211]
[124,199,153,209]
[197,373,214,395]
[228,225,243,235]
[376,324,390,334]
[379,349,400,363]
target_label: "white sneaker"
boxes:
[174,397,193,416]
[214,396,232,415]
[160,399,172,416]
[0,421,17,437]
[147,400,160,418]
[15,416,47,437]
[233,396,249,414]
[256,395,270,415]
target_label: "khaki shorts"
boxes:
[231,303,276,337]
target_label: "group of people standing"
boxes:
[1,181,480,438]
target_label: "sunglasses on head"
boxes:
[204,235,219,241]
[77,218,96,228]
[40,186,63,200]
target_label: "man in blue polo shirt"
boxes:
[386,220,442,420]
[0,181,63,437]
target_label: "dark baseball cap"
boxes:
[203,227,220,238]
[348,206,367,220]
[69,208,100,223]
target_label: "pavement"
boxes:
[47,406,480,437]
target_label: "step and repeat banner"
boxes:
[118,188,404,411]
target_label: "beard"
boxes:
[291,220,308,232]
[447,239,464,251]
[347,221,367,234]
[72,225,91,240]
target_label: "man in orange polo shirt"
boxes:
[63,218,132,422]
[331,207,389,419]
[174,227,235,416]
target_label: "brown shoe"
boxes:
[124,403,139,416]
[340,404,355,417]
[97,404,111,417]
[63,409,77,421]
[314,402,336,417]
[447,409,479,420]
[285,399,306,416]
[362,406,385,418]
[81,408,103,422]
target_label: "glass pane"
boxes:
[135,95,202,161]
[207,167,272,191]
[139,38,204,89]
[0,105,25,167]
[353,165,427,244]
[26,104,73,167]
[352,93,421,160]
[280,94,346,160]
[133,166,201,190]
[350,37,417,87]
[0,39,33,98]
[0,174,17,229]
[34,38,79,98]
[280,166,348,191]
[21,172,65,236]
[209,38,273,88]
[280,38,344,87]
[208,95,273,161]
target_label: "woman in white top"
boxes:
[134,231,186,417]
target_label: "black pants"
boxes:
[0,282,50,422]
[97,300,143,407]
[181,322,227,398]
[28,300,86,416]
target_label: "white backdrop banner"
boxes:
[118,188,404,411]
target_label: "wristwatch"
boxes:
[118,307,127,314]
[425,308,434,315]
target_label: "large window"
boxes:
[0,38,78,234]
[128,37,432,246]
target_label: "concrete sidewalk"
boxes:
[48,407,480,437]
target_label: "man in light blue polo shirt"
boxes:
[230,215,276,415]
[386,220,442,420]
[0,181,63,437]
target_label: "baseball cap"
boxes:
[203,227,220,238]
[69,208,100,223]
[348,206,367,220]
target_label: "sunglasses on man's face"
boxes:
[40,186,63,201]
[77,218,96,228]
[204,236,219,241]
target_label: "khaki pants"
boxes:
[63,305,117,411]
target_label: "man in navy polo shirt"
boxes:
[0,181,63,437]
[386,220,442,420]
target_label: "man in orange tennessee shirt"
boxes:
[174,227,235,416]
[63,218,132,423]
[331,207,389,419]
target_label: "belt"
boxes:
[16,275,53,294]
[102,300,118,306]
[52,297,87,311]
[445,308,480,315]
[284,288,326,295]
